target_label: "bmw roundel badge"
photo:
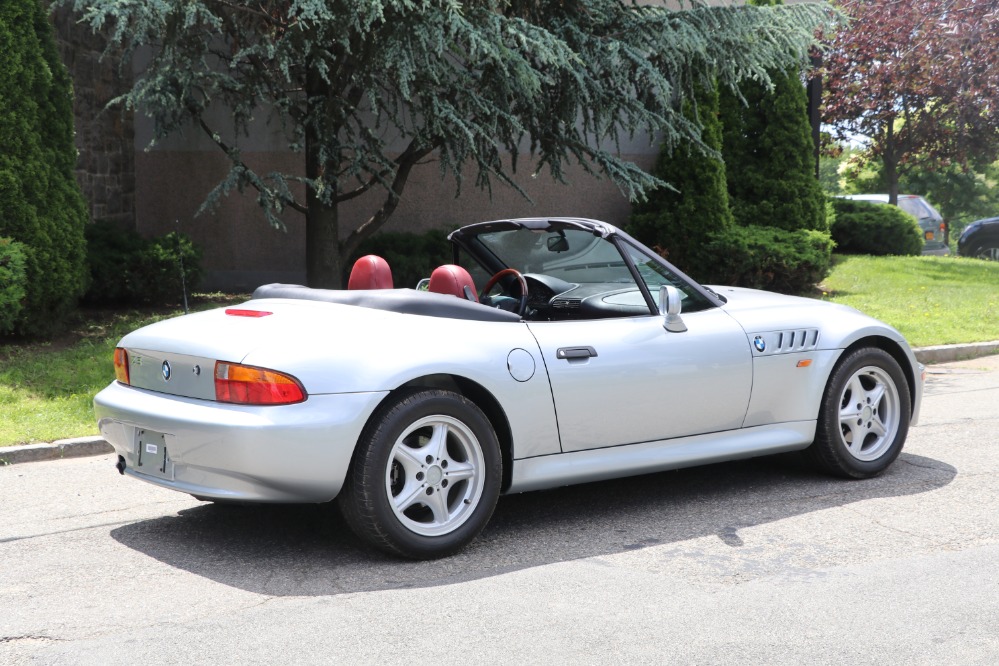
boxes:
[753,336,766,353]
[162,360,172,381]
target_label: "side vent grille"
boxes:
[750,328,820,355]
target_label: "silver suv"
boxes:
[840,194,949,255]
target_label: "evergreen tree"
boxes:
[719,0,827,233]
[629,82,733,278]
[58,0,832,288]
[0,0,88,336]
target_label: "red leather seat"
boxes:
[347,255,393,290]
[428,265,478,302]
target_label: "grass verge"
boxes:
[0,295,245,448]
[820,255,999,347]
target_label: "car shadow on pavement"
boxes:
[109,452,955,596]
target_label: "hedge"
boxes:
[830,198,923,256]
[0,237,27,334]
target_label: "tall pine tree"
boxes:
[719,0,827,234]
[629,82,733,278]
[0,0,88,336]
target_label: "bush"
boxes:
[349,228,452,289]
[0,0,89,336]
[718,2,827,235]
[629,81,734,275]
[829,199,923,256]
[0,237,27,334]
[701,225,834,295]
[84,221,203,305]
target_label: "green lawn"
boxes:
[1,256,997,448]
[820,255,999,348]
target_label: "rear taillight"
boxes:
[214,362,306,405]
[114,347,130,385]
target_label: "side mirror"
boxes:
[659,285,687,333]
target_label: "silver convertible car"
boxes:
[95,217,923,559]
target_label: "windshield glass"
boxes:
[476,228,633,283]
[464,224,714,314]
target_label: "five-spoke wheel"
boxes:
[339,389,501,559]
[806,347,911,478]
[385,415,486,537]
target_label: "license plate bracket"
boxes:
[135,429,173,480]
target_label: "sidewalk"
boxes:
[3,341,998,466]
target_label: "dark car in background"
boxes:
[841,194,949,255]
[958,217,999,261]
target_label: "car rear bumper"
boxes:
[94,382,388,503]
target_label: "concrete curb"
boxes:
[0,436,113,466]
[912,340,999,365]
[3,341,999,466]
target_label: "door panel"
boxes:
[527,310,752,452]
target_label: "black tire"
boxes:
[973,244,999,261]
[339,389,502,559]
[805,347,911,479]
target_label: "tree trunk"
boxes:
[305,192,341,288]
[884,122,899,206]
[304,66,342,289]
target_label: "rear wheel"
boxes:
[973,244,999,261]
[805,347,911,479]
[339,389,501,559]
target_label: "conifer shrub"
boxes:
[0,237,27,334]
[829,198,923,256]
[0,0,89,336]
[629,83,734,278]
[702,225,834,295]
[719,0,827,235]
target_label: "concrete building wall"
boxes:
[51,6,135,229]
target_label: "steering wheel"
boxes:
[482,268,528,316]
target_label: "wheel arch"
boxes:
[371,374,515,492]
[840,335,918,414]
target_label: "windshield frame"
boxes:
[448,217,724,313]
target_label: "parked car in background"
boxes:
[958,217,999,261]
[841,194,949,255]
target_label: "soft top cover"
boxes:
[252,284,521,323]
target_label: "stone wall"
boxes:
[50,7,135,229]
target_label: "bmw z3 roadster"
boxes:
[95,217,923,559]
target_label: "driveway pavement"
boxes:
[1,355,997,664]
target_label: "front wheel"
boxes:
[339,389,502,559]
[805,347,911,479]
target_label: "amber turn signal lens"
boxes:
[114,347,130,385]
[214,362,306,405]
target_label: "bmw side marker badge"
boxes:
[753,336,766,353]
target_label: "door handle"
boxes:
[556,346,597,360]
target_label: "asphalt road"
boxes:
[2,356,998,665]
